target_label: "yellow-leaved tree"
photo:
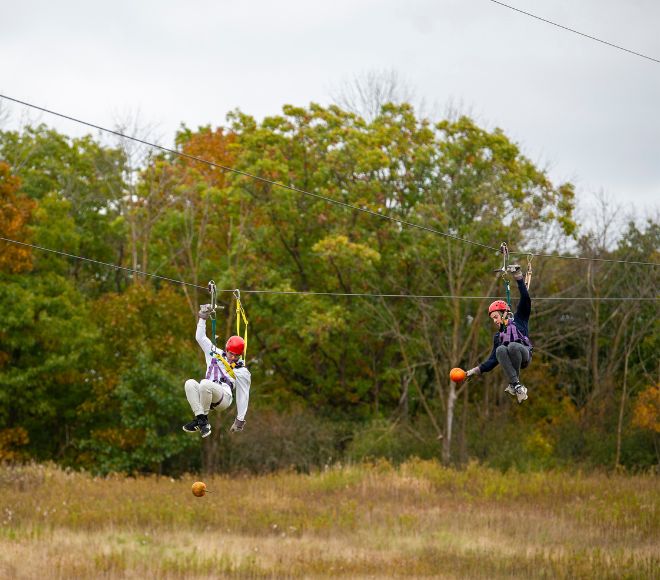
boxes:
[0,161,35,272]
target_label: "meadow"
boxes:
[0,461,657,579]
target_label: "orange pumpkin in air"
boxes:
[449,368,467,383]
[191,481,207,497]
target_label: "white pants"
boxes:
[184,379,233,416]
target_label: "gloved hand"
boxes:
[506,264,524,280]
[198,303,213,320]
[466,367,481,378]
[229,418,245,432]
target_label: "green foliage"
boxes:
[81,351,197,475]
[0,125,127,293]
[0,105,657,474]
[0,271,99,460]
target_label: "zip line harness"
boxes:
[206,281,249,379]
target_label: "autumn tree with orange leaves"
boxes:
[0,161,35,272]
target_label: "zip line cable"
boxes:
[509,250,659,267]
[1,237,656,302]
[241,289,656,302]
[487,0,660,65]
[1,93,658,267]
[0,93,495,253]
[0,237,205,290]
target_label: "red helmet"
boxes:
[225,335,245,355]
[488,300,509,314]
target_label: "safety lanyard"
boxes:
[208,280,218,349]
[233,289,249,362]
[493,242,512,309]
[206,281,249,365]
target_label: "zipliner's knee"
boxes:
[184,379,199,395]
[495,345,509,361]
[199,379,214,397]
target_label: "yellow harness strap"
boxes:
[212,352,237,380]
[208,288,249,378]
[234,289,249,362]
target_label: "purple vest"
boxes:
[205,351,244,385]
[499,321,532,348]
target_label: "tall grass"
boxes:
[0,461,657,578]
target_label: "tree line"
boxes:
[0,103,657,475]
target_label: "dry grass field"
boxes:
[0,460,657,579]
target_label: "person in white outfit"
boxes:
[182,303,252,438]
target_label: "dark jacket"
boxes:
[479,278,531,373]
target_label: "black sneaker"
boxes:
[197,415,212,438]
[182,418,199,433]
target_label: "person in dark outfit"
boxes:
[466,265,533,403]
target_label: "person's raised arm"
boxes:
[507,265,530,322]
[196,304,214,354]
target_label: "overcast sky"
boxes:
[1,0,659,220]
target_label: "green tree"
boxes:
[0,125,127,293]
[0,272,98,461]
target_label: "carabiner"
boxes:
[493,242,510,278]
[208,280,217,312]
[525,254,534,290]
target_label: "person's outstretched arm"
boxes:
[467,335,499,377]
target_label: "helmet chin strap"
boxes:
[496,311,512,330]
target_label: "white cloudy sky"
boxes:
[1,0,659,218]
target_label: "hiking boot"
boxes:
[504,384,517,397]
[197,415,212,438]
[182,418,199,433]
[514,384,528,404]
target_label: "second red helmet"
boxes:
[488,300,510,314]
[225,335,245,355]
